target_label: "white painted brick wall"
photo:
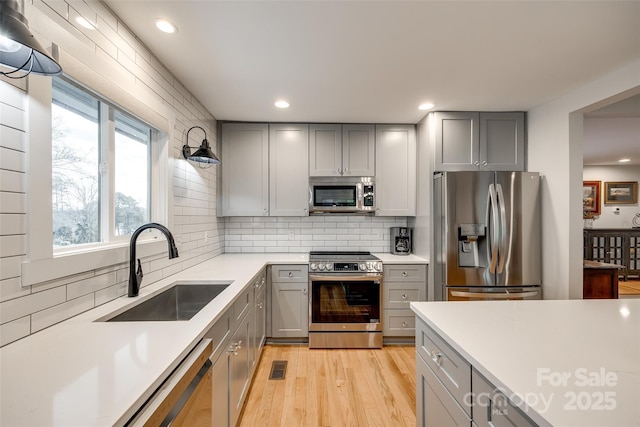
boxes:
[0,0,224,346]
[224,216,408,253]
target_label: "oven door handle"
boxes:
[309,274,383,282]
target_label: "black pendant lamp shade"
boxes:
[0,0,62,77]
[182,126,220,165]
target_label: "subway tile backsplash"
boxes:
[224,216,408,253]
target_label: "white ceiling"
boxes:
[103,1,640,160]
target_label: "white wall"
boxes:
[583,165,640,227]
[410,113,433,297]
[528,58,640,300]
[0,0,223,346]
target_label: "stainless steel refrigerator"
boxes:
[433,171,541,301]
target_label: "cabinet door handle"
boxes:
[257,302,264,309]
[337,168,343,175]
[255,282,260,288]
[482,160,488,166]
[430,351,443,365]
[344,167,349,175]
[303,289,308,295]
[473,161,479,166]
[227,344,238,355]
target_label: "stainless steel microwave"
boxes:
[308,177,375,214]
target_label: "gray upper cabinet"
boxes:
[220,123,269,216]
[434,112,525,172]
[375,125,416,216]
[309,124,375,176]
[342,124,375,176]
[269,124,309,216]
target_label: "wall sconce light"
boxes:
[0,0,62,78]
[182,126,220,167]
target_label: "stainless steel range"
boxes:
[308,251,383,349]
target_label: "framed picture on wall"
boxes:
[583,181,601,215]
[604,181,638,204]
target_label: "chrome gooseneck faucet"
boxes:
[128,223,179,297]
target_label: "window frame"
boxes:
[21,73,174,288]
[51,79,155,251]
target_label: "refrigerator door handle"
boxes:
[449,290,539,299]
[488,183,499,274]
[496,183,508,274]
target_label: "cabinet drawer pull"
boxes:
[255,282,260,288]
[402,321,408,327]
[288,272,293,278]
[257,302,264,309]
[227,344,238,355]
[303,289,308,295]
[401,293,408,300]
[430,350,443,365]
[402,271,407,277]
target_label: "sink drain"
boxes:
[269,360,287,380]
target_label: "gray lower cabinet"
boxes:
[472,368,537,427]
[434,112,525,172]
[229,312,252,427]
[270,265,309,338]
[209,268,267,427]
[416,353,471,426]
[416,317,538,427]
[383,264,427,337]
[252,270,267,369]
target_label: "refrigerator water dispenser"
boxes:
[458,224,486,267]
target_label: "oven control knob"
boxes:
[318,264,325,271]
[310,263,317,271]
[325,263,333,271]
[359,263,367,271]
[375,263,382,272]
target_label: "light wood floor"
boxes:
[239,345,416,427]
[619,278,640,296]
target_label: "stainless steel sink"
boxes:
[104,283,230,322]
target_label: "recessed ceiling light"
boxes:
[418,103,435,111]
[619,158,631,163]
[155,19,177,34]
[75,16,95,30]
[275,100,290,109]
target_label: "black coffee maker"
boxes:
[390,227,412,255]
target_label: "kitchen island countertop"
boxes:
[411,299,640,426]
[1,252,427,427]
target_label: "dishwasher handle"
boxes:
[127,339,213,427]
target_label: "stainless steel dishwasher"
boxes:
[127,339,213,426]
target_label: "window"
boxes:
[51,78,153,249]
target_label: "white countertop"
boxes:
[0,252,427,427]
[411,300,640,427]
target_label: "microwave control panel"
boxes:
[363,185,374,207]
